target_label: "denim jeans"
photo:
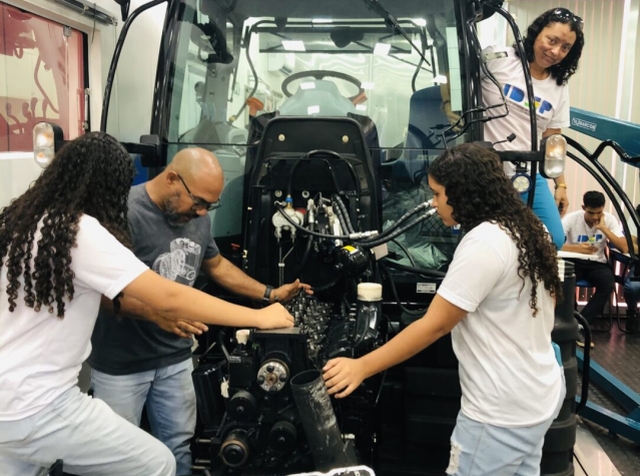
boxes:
[446,375,566,476]
[520,172,564,250]
[0,386,175,476]
[90,358,196,476]
[624,265,640,311]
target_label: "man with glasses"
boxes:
[88,147,309,475]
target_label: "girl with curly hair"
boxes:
[324,144,565,475]
[0,132,293,476]
[482,7,585,249]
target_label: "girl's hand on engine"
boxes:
[322,357,367,398]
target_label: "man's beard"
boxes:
[163,196,198,227]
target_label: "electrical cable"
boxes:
[439,15,510,148]
[390,239,417,268]
[380,262,427,317]
[229,25,259,123]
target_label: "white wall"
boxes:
[0,0,166,208]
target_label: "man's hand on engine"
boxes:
[273,279,313,303]
[323,357,366,399]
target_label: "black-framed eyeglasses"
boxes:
[176,174,221,211]
[551,8,584,31]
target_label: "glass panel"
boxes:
[0,4,85,152]
[165,0,467,262]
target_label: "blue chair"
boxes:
[405,86,451,153]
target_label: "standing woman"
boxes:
[482,8,585,248]
[324,143,565,476]
[0,132,293,476]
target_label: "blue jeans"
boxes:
[624,265,640,311]
[90,358,197,476]
[521,173,564,250]
[446,377,565,475]
[0,386,175,476]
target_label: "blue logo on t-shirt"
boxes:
[504,84,553,114]
[577,234,603,243]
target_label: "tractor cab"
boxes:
[34,0,626,475]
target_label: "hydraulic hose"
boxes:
[356,209,437,248]
[332,195,356,234]
[357,201,432,245]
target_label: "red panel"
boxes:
[0,4,85,152]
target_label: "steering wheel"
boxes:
[281,70,364,101]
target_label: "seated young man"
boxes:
[562,191,629,346]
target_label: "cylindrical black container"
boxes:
[542,259,578,476]
[290,369,357,471]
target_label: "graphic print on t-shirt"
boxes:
[503,83,554,116]
[152,238,202,285]
[576,234,604,244]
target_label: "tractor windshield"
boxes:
[162,0,472,266]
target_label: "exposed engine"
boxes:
[192,290,385,475]
[192,117,435,475]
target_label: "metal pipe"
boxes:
[290,370,357,471]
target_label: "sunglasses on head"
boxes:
[551,8,584,31]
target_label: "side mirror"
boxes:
[33,122,64,168]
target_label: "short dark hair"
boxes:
[583,191,605,209]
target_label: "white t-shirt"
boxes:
[437,222,562,427]
[0,215,148,420]
[481,46,570,176]
[562,210,624,263]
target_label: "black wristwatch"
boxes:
[262,285,274,303]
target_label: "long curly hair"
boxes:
[0,132,135,318]
[515,8,585,86]
[429,144,562,316]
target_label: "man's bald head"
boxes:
[168,148,223,190]
[162,147,224,204]
[147,147,225,225]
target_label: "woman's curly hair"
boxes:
[429,143,562,316]
[515,8,585,86]
[0,131,135,318]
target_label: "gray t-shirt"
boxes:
[88,184,219,375]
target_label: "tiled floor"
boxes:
[578,319,640,475]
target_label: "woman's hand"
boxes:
[554,186,569,217]
[152,314,209,338]
[323,357,367,398]
[258,303,295,329]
